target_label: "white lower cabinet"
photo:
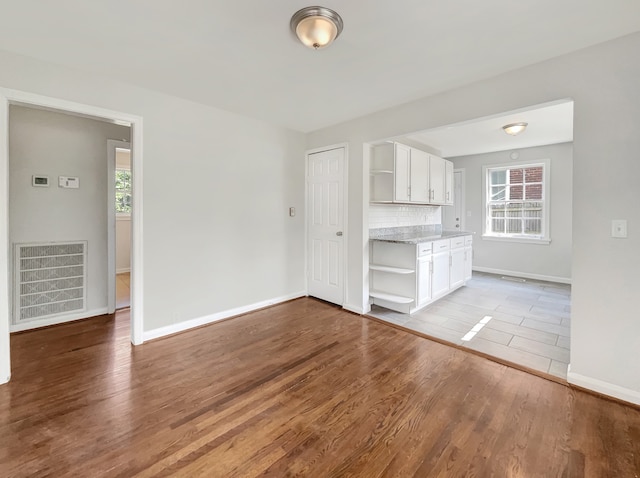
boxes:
[449,237,466,289]
[464,235,473,281]
[370,234,473,314]
[417,253,433,308]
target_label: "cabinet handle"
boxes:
[449,255,452,266]
[447,191,450,201]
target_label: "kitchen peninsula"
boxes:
[369,225,473,314]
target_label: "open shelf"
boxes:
[370,169,393,175]
[369,290,414,304]
[370,264,415,274]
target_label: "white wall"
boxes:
[0,49,307,335]
[9,105,131,317]
[308,32,640,404]
[449,143,573,282]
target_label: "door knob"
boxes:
[456,224,460,228]
[336,231,343,236]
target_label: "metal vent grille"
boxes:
[14,242,87,323]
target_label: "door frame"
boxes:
[304,143,349,306]
[0,88,144,385]
[107,140,131,314]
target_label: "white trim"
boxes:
[481,235,551,245]
[567,367,640,406]
[0,96,10,384]
[116,268,131,274]
[472,266,571,284]
[304,142,349,306]
[130,122,144,345]
[342,304,365,315]
[143,291,306,342]
[108,140,131,315]
[0,88,144,386]
[9,307,109,333]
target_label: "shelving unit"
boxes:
[369,264,414,274]
[369,290,413,304]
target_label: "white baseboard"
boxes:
[116,267,130,274]
[343,303,365,315]
[567,366,640,406]
[143,291,307,342]
[10,307,110,333]
[472,266,571,285]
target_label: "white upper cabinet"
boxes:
[371,142,453,206]
[409,148,430,203]
[429,154,446,204]
[393,143,411,202]
[445,160,454,206]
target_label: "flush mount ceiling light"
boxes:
[290,6,343,50]
[502,122,528,136]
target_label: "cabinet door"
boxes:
[429,155,446,204]
[445,160,454,205]
[464,245,473,282]
[432,251,450,298]
[394,143,411,202]
[409,148,430,203]
[417,255,432,308]
[450,247,465,289]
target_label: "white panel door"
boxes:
[443,170,464,231]
[307,147,345,305]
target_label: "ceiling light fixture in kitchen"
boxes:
[502,122,528,136]
[290,6,343,50]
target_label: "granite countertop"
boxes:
[369,225,473,245]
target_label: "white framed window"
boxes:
[115,168,132,216]
[482,160,550,244]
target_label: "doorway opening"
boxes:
[0,89,144,385]
[108,141,132,311]
[364,98,573,380]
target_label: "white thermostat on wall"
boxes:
[59,176,80,189]
[32,175,49,187]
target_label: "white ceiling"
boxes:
[403,100,574,158]
[0,1,639,132]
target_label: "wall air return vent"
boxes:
[14,241,87,324]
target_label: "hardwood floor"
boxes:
[1,298,638,477]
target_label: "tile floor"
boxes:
[116,272,130,309]
[367,272,571,380]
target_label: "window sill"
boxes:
[116,214,131,221]
[482,235,551,245]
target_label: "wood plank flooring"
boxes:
[1,298,639,477]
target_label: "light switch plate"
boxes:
[611,219,627,238]
[289,207,295,217]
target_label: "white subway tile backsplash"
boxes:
[369,205,441,228]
